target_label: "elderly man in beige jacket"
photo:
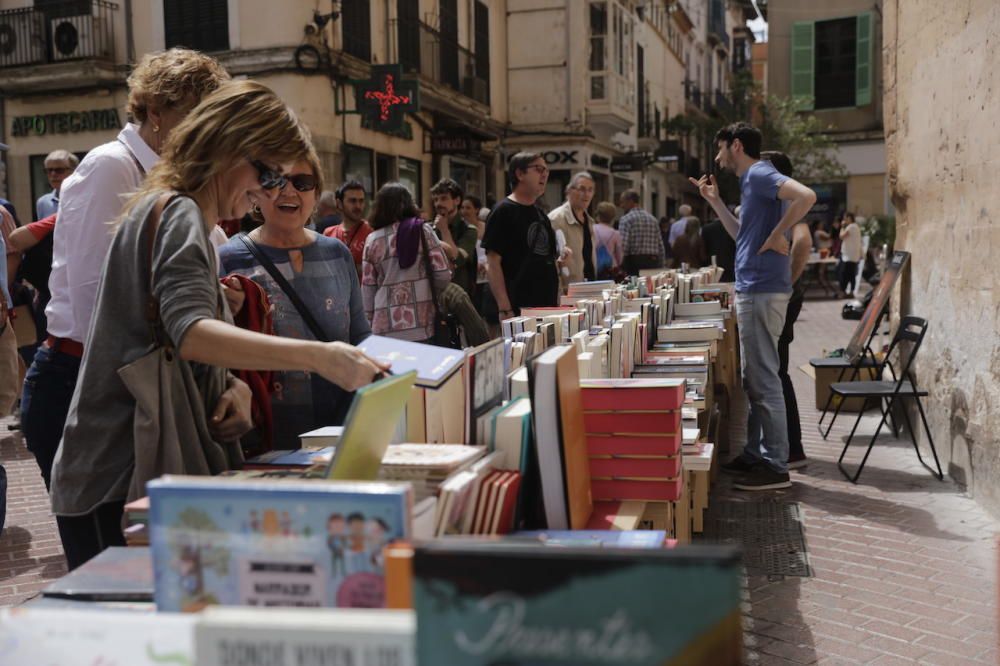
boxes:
[548,171,598,293]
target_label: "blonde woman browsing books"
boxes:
[50,81,388,571]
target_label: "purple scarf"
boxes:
[396,216,425,269]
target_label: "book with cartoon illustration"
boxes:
[148,476,412,613]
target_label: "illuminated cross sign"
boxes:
[355,65,419,133]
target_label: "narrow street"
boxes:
[1,297,995,666]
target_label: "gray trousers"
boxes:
[735,291,791,473]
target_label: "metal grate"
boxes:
[702,501,811,577]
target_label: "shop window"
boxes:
[398,157,422,200]
[343,145,374,196]
[164,0,229,52]
[376,153,395,191]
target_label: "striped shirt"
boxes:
[620,207,666,261]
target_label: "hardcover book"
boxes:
[42,546,153,602]
[148,476,412,612]
[413,542,742,665]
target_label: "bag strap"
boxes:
[238,233,330,342]
[419,224,443,314]
[144,193,180,345]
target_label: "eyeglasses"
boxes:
[45,167,69,175]
[526,164,549,175]
[251,160,317,192]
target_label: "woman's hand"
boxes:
[209,377,254,442]
[315,341,391,391]
[222,276,246,316]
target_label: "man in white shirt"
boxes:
[22,123,157,492]
[838,212,863,297]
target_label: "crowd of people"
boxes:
[0,46,844,567]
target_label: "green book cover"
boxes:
[414,542,742,665]
[325,371,416,481]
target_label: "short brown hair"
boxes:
[508,152,543,190]
[126,48,230,123]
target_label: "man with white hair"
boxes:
[36,149,78,219]
[549,171,597,291]
[670,203,698,247]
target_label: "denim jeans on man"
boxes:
[736,292,790,473]
[733,159,793,473]
[21,344,81,491]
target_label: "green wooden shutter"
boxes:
[790,21,815,111]
[856,12,873,106]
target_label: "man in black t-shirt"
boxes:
[482,152,560,318]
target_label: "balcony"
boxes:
[0,1,116,68]
[708,0,729,50]
[389,18,490,107]
[0,1,118,93]
[711,89,733,118]
[684,80,710,114]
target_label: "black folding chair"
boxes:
[832,316,942,484]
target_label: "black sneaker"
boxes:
[733,466,792,491]
[721,457,759,475]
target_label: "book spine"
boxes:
[591,478,684,502]
[586,434,682,457]
[582,410,682,434]
[589,456,681,478]
[580,388,685,411]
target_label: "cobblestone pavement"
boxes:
[722,296,998,665]
[0,297,996,666]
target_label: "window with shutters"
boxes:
[473,1,490,102]
[163,0,228,52]
[341,0,371,62]
[397,0,420,73]
[791,12,873,111]
[439,0,459,89]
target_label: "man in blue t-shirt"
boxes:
[690,122,816,490]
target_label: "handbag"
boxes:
[419,226,462,349]
[238,234,354,426]
[119,193,242,504]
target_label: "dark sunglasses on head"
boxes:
[251,160,317,192]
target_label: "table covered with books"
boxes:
[1,267,747,666]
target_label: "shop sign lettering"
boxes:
[11,109,121,137]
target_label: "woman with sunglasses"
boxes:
[218,156,371,448]
[49,80,388,570]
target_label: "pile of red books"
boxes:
[581,378,686,503]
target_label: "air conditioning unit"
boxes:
[0,13,46,67]
[50,15,108,61]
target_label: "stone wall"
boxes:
[884,0,1000,514]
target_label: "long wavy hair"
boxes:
[122,79,316,222]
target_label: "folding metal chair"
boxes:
[831,316,943,484]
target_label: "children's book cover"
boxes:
[148,476,412,613]
[414,542,742,665]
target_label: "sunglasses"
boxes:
[251,160,317,192]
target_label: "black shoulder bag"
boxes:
[238,234,353,426]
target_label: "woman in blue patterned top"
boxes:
[219,155,371,449]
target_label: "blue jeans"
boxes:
[735,291,791,473]
[21,344,81,491]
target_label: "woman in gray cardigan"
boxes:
[50,80,388,570]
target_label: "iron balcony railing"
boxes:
[0,0,117,69]
[389,17,490,106]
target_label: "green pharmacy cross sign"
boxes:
[355,65,419,133]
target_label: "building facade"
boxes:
[767,0,889,221]
[884,0,1000,516]
[0,0,510,220]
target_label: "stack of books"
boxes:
[580,378,686,503]
[123,497,150,546]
